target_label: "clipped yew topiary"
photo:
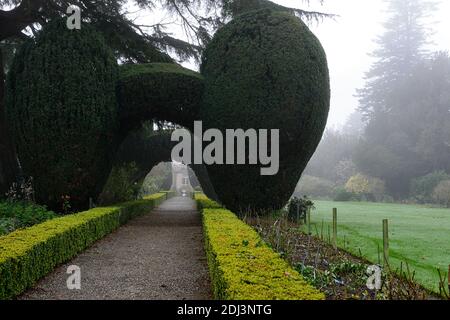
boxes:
[6,9,330,214]
[6,20,119,211]
[117,63,204,133]
[6,20,207,211]
[200,9,330,213]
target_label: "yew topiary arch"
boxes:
[6,9,329,213]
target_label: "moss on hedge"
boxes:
[117,63,204,132]
[200,9,330,214]
[0,193,166,300]
[6,20,119,211]
[197,194,325,300]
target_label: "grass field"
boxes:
[304,201,450,293]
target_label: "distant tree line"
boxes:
[296,0,450,207]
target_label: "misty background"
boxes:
[297,0,450,205]
[131,0,450,128]
[299,0,450,128]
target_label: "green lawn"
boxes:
[304,200,450,294]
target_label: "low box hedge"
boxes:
[0,193,166,300]
[196,194,325,300]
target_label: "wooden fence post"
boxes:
[383,219,389,267]
[448,264,450,299]
[332,208,337,250]
[307,207,312,235]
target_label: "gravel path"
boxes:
[20,197,212,300]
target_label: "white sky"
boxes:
[276,0,450,128]
[134,0,450,128]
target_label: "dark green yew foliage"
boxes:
[117,63,204,133]
[6,21,119,211]
[6,9,330,214]
[5,20,208,211]
[200,9,330,213]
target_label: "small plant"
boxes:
[0,218,17,235]
[295,263,332,290]
[61,195,72,214]
[295,260,373,300]
[287,196,314,223]
[330,261,367,276]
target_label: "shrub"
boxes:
[345,174,386,202]
[200,9,330,214]
[333,187,359,202]
[0,193,166,299]
[196,194,324,300]
[6,19,119,211]
[287,196,314,222]
[432,180,450,207]
[0,219,16,235]
[0,201,56,235]
[411,171,450,204]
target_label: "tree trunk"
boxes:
[0,47,20,197]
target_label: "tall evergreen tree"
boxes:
[358,0,437,125]
[355,0,450,198]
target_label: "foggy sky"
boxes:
[134,0,450,129]
[285,0,450,128]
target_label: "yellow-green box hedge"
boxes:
[197,194,325,300]
[0,193,166,300]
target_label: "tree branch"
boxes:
[0,0,46,41]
